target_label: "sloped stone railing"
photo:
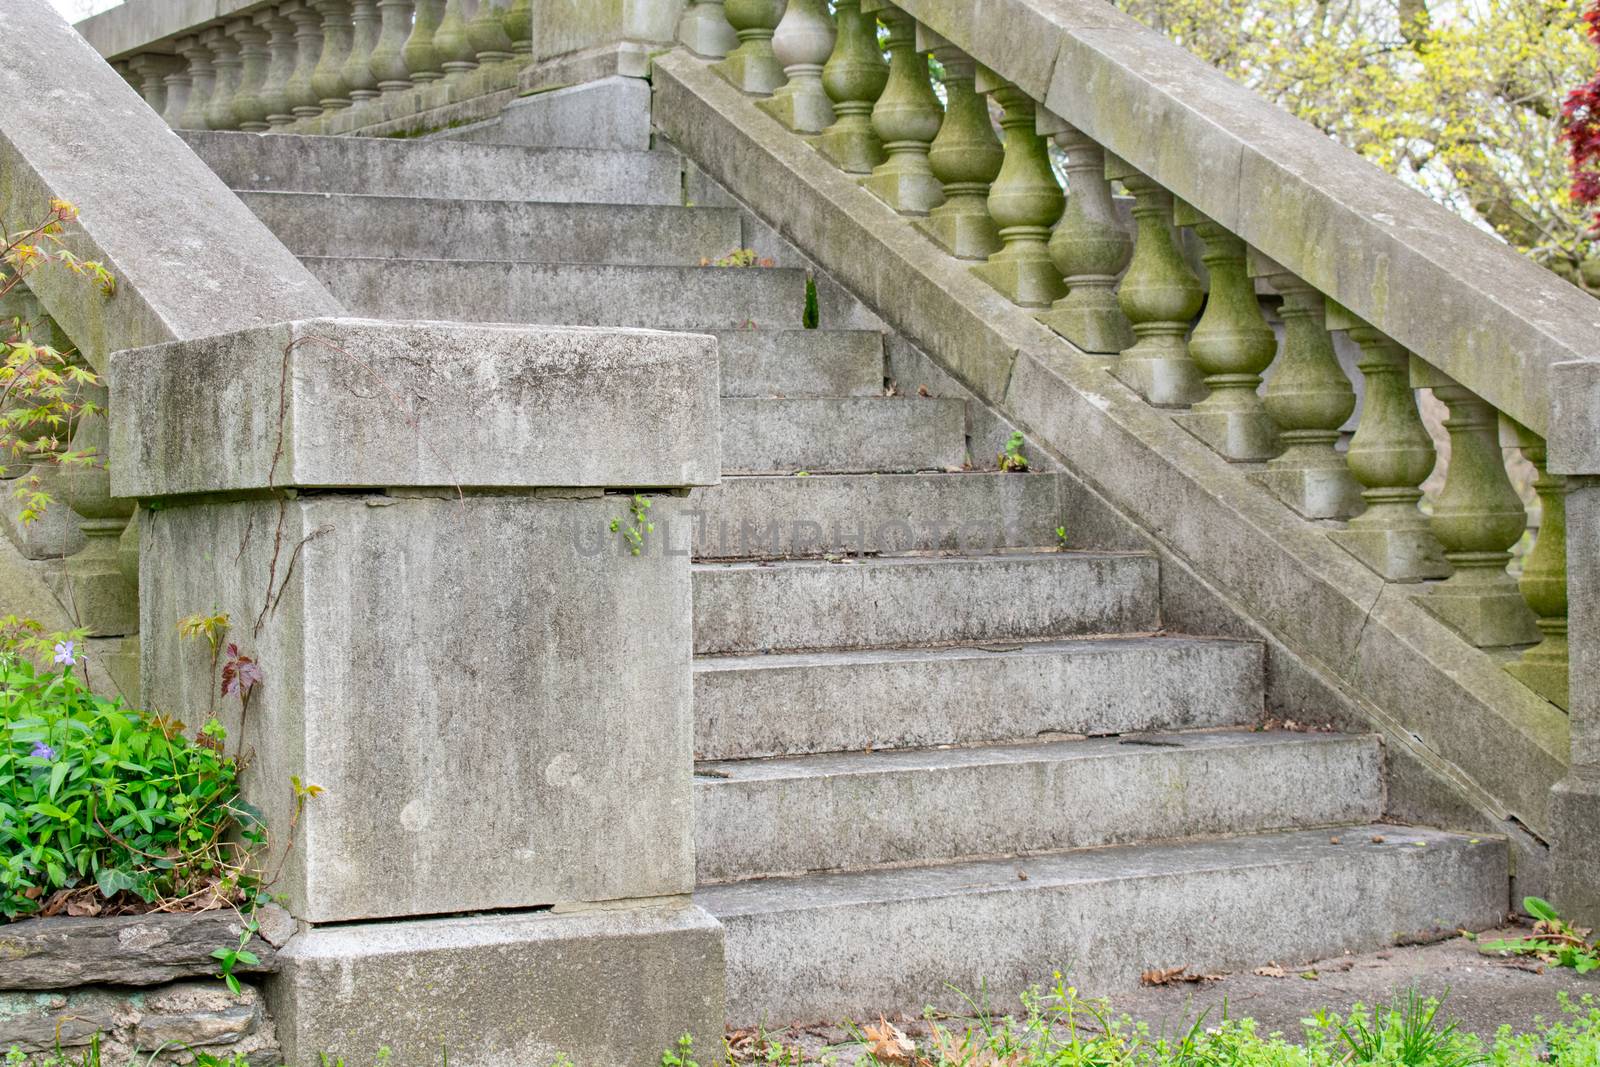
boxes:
[657,0,1598,921]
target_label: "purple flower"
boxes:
[30,742,55,761]
[52,641,76,667]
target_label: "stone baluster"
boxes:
[202,25,244,131]
[342,0,383,101]
[159,53,194,128]
[914,32,1001,259]
[971,74,1063,308]
[467,0,517,64]
[435,0,477,80]
[1409,366,1540,646]
[680,0,738,59]
[860,5,943,215]
[52,389,138,639]
[1249,263,1362,519]
[756,0,835,134]
[1038,115,1132,352]
[404,0,445,83]
[230,18,274,131]
[1503,424,1569,707]
[259,10,300,126]
[176,36,214,130]
[283,3,326,119]
[371,0,415,93]
[312,0,355,111]
[502,0,532,55]
[1169,204,1277,459]
[1322,308,1448,580]
[1103,155,1202,402]
[712,0,787,96]
[815,0,887,174]
[128,54,180,117]
[112,60,135,91]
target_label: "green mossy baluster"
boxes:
[1325,312,1449,580]
[403,0,445,82]
[202,26,243,130]
[231,19,273,131]
[436,0,478,80]
[259,11,300,125]
[712,0,787,96]
[502,0,532,54]
[756,0,835,134]
[815,0,886,172]
[1410,373,1540,646]
[1251,269,1361,518]
[176,36,214,130]
[860,8,943,215]
[1039,120,1132,353]
[128,53,178,118]
[916,41,1001,259]
[1504,426,1569,708]
[680,0,738,60]
[312,0,354,111]
[1105,157,1204,404]
[51,390,137,639]
[971,79,1064,307]
[1170,205,1277,459]
[468,0,516,63]
[371,0,415,93]
[341,0,382,101]
[284,3,326,118]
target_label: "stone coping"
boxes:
[74,0,275,60]
[893,0,1600,442]
[0,908,286,990]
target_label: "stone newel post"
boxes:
[110,319,726,1064]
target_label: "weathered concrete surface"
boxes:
[140,493,699,923]
[308,257,811,330]
[239,193,742,266]
[184,130,687,206]
[0,0,339,370]
[445,77,656,152]
[0,980,277,1064]
[0,910,281,989]
[269,904,724,1067]
[714,329,885,397]
[528,3,684,69]
[109,318,720,497]
[694,636,1264,760]
[74,0,274,58]
[652,54,1568,852]
[701,825,1508,1023]
[696,731,1382,883]
[693,551,1158,654]
[687,471,1069,559]
[721,397,967,473]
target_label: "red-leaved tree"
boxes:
[1565,1,1600,231]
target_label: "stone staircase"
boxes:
[185,128,1506,1023]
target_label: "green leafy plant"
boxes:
[804,275,820,329]
[1476,896,1600,973]
[1326,988,1484,1067]
[610,493,656,556]
[660,1034,703,1067]
[997,432,1031,473]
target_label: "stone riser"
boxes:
[184,129,686,205]
[305,256,811,331]
[721,397,967,474]
[695,731,1383,883]
[242,193,743,267]
[713,329,885,397]
[691,551,1160,655]
[700,826,1509,1023]
[692,636,1265,760]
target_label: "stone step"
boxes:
[699,825,1508,1023]
[691,552,1159,655]
[184,130,685,205]
[305,257,810,331]
[688,472,1068,561]
[713,330,884,397]
[721,397,967,475]
[692,636,1264,760]
[238,193,743,267]
[695,731,1382,884]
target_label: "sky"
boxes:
[51,0,123,20]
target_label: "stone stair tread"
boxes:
[721,396,967,474]
[186,129,686,204]
[693,549,1146,573]
[712,329,885,398]
[693,632,1247,670]
[238,191,743,266]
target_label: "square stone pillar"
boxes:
[110,319,725,1065]
[1549,359,1600,928]
[526,0,684,86]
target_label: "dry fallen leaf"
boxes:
[1254,964,1288,978]
[1371,835,1387,844]
[863,1016,918,1065]
[918,385,931,397]
[1141,965,1222,986]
